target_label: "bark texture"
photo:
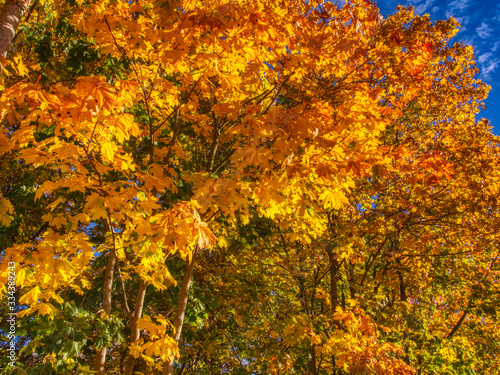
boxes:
[123,279,148,375]
[163,250,197,375]
[94,249,117,375]
[0,0,31,58]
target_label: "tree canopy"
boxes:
[0,0,499,374]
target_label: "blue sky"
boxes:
[376,0,500,135]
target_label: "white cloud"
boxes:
[457,16,470,26]
[478,52,493,64]
[445,0,473,18]
[476,53,500,80]
[481,59,500,80]
[448,0,473,13]
[454,16,470,32]
[494,9,500,23]
[410,0,435,14]
[460,35,475,47]
[492,42,500,52]
[476,22,493,39]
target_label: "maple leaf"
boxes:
[197,222,216,250]
[101,141,118,162]
[19,286,41,306]
[319,189,349,209]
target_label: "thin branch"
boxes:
[202,207,220,222]
[224,333,245,368]
[163,108,180,165]
[261,73,293,114]
[103,16,154,160]
[27,222,48,243]
[86,118,99,155]
[11,0,39,45]
[211,148,236,173]
[206,115,221,172]
[360,238,387,287]
[146,63,162,101]
[153,74,203,136]
[447,311,467,339]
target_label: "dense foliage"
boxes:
[0,0,499,374]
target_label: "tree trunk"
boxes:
[94,248,117,374]
[123,279,148,375]
[326,245,338,373]
[325,247,338,313]
[0,0,31,58]
[163,250,197,375]
[396,258,407,302]
[311,344,317,375]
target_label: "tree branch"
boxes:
[447,311,467,339]
[207,116,221,172]
[211,147,235,174]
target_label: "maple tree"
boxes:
[0,0,499,374]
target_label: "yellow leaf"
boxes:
[13,55,29,76]
[311,335,322,345]
[197,223,216,249]
[0,198,14,214]
[319,189,349,209]
[101,141,118,162]
[19,286,41,306]
[34,303,58,320]
[0,213,12,226]
[16,268,27,286]
[35,181,55,200]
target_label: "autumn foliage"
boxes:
[0,0,499,374]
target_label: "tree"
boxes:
[0,0,498,374]
[0,0,32,59]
